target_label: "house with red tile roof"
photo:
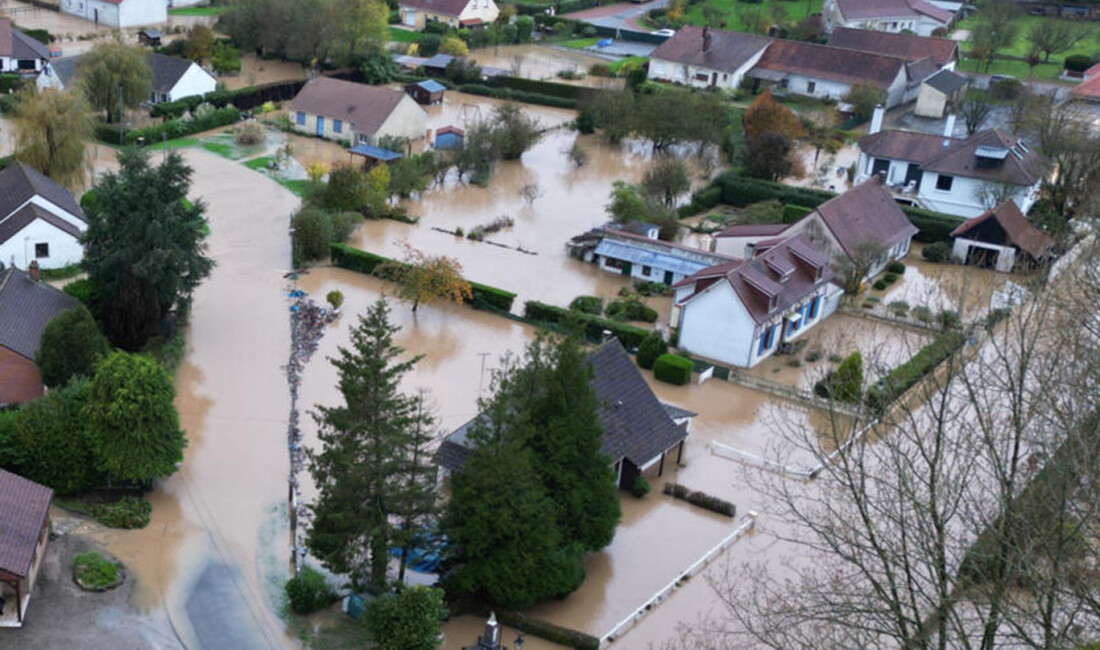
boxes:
[288,77,427,146]
[824,0,955,37]
[59,0,166,28]
[826,27,959,68]
[673,234,842,368]
[398,0,499,30]
[648,26,771,90]
[1071,63,1100,103]
[950,200,1054,272]
[0,469,53,627]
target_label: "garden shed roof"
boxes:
[0,469,52,580]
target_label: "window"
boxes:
[642,265,652,276]
[806,81,816,94]
[604,257,624,270]
[757,324,777,356]
[779,78,789,90]
[935,174,954,192]
[333,119,343,134]
[809,294,821,320]
[296,111,306,126]
[34,243,49,259]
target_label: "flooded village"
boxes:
[1,0,1100,648]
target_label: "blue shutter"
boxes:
[296,111,305,125]
[334,119,343,134]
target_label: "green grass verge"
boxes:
[244,155,276,171]
[40,263,83,281]
[145,137,200,151]
[607,56,648,75]
[280,179,315,198]
[954,13,1100,62]
[388,26,420,43]
[73,551,120,590]
[560,37,600,49]
[168,5,228,16]
[680,0,824,31]
[202,140,239,160]
[957,56,1069,82]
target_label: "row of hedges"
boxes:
[150,80,307,118]
[654,353,693,385]
[329,244,517,312]
[459,83,576,109]
[902,205,965,244]
[523,301,649,349]
[865,330,967,415]
[495,76,582,101]
[663,482,736,517]
[124,106,241,146]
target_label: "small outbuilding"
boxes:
[405,79,446,105]
[0,469,53,627]
[915,68,967,118]
[348,143,403,170]
[434,125,465,149]
[138,28,162,47]
[950,200,1054,272]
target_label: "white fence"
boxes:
[600,512,758,647]
[709,418,879,480]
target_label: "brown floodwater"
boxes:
[222,55,310,91]
[874,245,1005,320]
[442,616,568,650]
[467,44,610,82]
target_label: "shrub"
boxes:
[285,566,334,615]
[654,354,693,385]
[865,331,966,415]
[569,295,603,315]
[883,272,899,285]
[415,34,442,57]
[292,207,336,264]
[1064,54,1093,73]
[125,106,240,145]
[990,78,1023,101]
[36,305,109,388]
[663,482,736,517]
[873,279,888,291]
[913,305,933,322]
[326,290,344,310]
[63,278,106,316]
[922,241,951,262]
[938,309,961,330]
[886,260,906,274]
[636,333,668,370]
[575,110,596,134]
[632,475,651,498]
[633,281,672,297]
[888,300,910,317]
[73,551,120,590]
[832,352,863,403]
[91,496,152,529]
[605,298,657,323]
[234,120,265,145]
[524,300,648,349]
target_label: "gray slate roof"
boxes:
[0,469,53,579]
[148,52,199,94]
[0,202,82,246]
[434,339,692,473]
[12,28,51,61]
[0,267,80,360]
[923,68,967,95]
[0,161,85,225]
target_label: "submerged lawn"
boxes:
[167,5,227,16]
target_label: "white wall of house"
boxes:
[400,0,498,29]
[289,98,427,146]
[823,3,945,37]
[375,95,429,143]
[22,196,85,232]
[0,54,45,74]
[165,63,216,102]
[459,0,500,25]
[714,235,763,258]
[597,255,685,284]
[35,63,65,91]
[61,0,167,27]
[0,219,84,270]
[951,238,1016,272]
[770,68,906,108]
[289,110,356,144]
[648,48,765,90]
[915,85,949,117]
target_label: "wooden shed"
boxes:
[405,79,446,105]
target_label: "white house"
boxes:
[59,0,168,28]
[824,0,955,37]
[914,68,966,118]
[0,162,87,271]
[674,235,843,369]
[38,53,216,105]
[287,76,428,146]
[398,0,499,29]
[949,200,1054,272]
[569,222,738,286]
[857,110,1046,218]
[716,176,918,283]
[0,19,50,75]
[647,26,770,90]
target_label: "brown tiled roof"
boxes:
[1071,73,1100,100]
[950,200,1053,258]
[0,18,11,57]
[835,0,953,23]
[860,129,955,162]
[400,0,470,17]
[0,469,52,579]
[753,40,908,89]
[0,161,85,225]
[678,234,832,324]
[650,26,771,74]
[810,176,918,259]
[0,268,80,360]
[905,56,941,86]
[289,77,413,137]
[714,223,790,238]
[921,130,1044,186]
[434,339,690,472]
[826,27,959,66]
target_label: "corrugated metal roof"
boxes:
[348,143,403,161]
[594,239,714,277]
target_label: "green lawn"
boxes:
[167,5,227,16]
[388,26,420,43]
[607,56,648,74]
[954,13,1100,63]
[280,179,316,198]
[680,0,824,32]
[145,137,200,151]
[202,141,239,159]
[560,37,600,49]
[244,155,276,171]
[957,56,1068,81]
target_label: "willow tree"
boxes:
[76,38,152,123]
[12,87,93,190]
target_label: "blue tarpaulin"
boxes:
[348,143,403,162]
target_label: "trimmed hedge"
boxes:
[636,333,668,370]
[902,205,964,244]
[496,76,582,100]
[677,185,722,217]
[459,83,576,109]
[782,204,813,224]
[865,330,966,415]
[663,482,736,517]
[329,244,517,312]
[524,300,649,349]
[449,598,600,650]
[125,106,241,145]
[654,353,693,385]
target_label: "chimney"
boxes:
[943,114,956,138]
[702,26,712,53]
[869,104,885,135]
[876,170,886,185]
[28,259,40,281]
[602,329,614,342]
[479,612,501,648]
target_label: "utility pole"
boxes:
[117,85,124,146]
[477,352,490,397]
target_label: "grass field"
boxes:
[681,0,824,32]
[561,37,600,49]
[955,13,1100,62]
[608,55,648,74]
[388,26,420,43]
[244,155,276,171]
[202,141,239,159]
[957,56,1068,81]
[279,179,315,197]
[145,138,200,150]
[167,5,227,16]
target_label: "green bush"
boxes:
[654,353,693,385]
[677,185,723,217]
[883,272,899,285]
[873,279,888,291]
[782,204,813,223]
[636,333,668,370]
[569,295,604,315]
[451,603,600,650]
[94,122,128,145]
[832,352,863,403]
[922,241,952,262]
[631,475,651,498]
[990,78,1023,101]
[524,300,649,349]
[459,84,577,109]
[125,106,241,146]
[888,300,910,316]
[662,482,736,517]
[938,309,961,330]
[605,298,657,323]
[73,551,120,590]
[912,305,933,323]
[497,76,582,100]
[1065,54,1093,73]
[285,566,334,615]
[865,331,966,415]
[575,110,596,134]
[91,496,152,529]
[63,278,106,317]
[0,73,22,94]
[886,260,906,274]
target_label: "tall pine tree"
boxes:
[307,297,437,589]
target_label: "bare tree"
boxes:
[1032,96,1100,217]
[832,240,885,294]
[958,86,994,135]
[520,183,543,205]
[1027,19,1088,63]
[969,3,1022,73]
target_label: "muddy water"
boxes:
[89,150,299,648]
[221,55,309,91]
[442,616,568,650]
[876,245,1004,320]
[467,44,608,81]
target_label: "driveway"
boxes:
[565,0,672,34]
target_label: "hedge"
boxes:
[0,73,21,94]
[329,244,517,312]
[131,106,240,145]
[677,185,723,217]
[459,83,576,109]
[654,353,693,385]
[901,205,964,244]
[448,598,600,650]
[663,482,736,517]
[94,123,128,145]
[782,204,813,223]
[524,301,649,349]
[495,76,582,100]
[865,330,966,415]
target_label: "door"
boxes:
[621,261,632,276]
[871,158,890,179]
[966,245,999,269]
[404,9,417,26]
[94,7,98,22]
[663,270,674,285]
[316,116,324,137]
[904,163,922,192]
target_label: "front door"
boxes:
[664,270,674,285]
[871,158,890,179]
[621,261,632,276]
[316,116,324,137]
[404,9,417,26]
[904,163,922,191]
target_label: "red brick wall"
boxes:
[0,347,43,405]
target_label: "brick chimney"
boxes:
[702,26,712,53]
[28,260,40,281]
